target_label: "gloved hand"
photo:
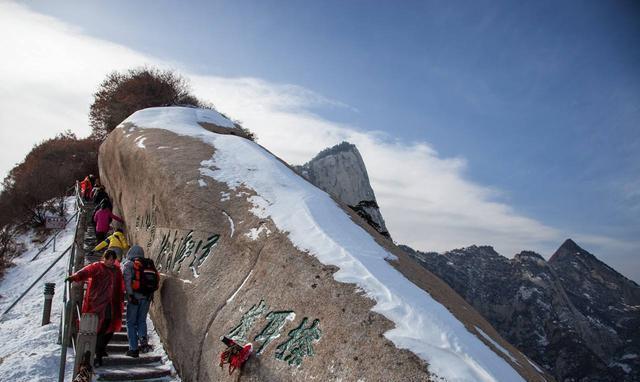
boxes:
[128,295,139,305]
[64,276,72,283]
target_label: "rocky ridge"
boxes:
[294,142,391,238]
[402,240,640,381]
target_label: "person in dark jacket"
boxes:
[121,245,153,357]
[92,186,109,207]
[66,249,124,366]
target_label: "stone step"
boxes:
[96,378,171,382]
[101,355,162,367]
[113,332,128,342]
[106,343,130,353]
[95,365,172,381]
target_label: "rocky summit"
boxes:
[294,141,391,239]
[404,240,640,381]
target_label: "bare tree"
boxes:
[89,67,202,139]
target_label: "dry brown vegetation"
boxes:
[0,132,99,269]
[89,66,254,140]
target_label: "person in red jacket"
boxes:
[79,175,94,201]
[93,202,124,242]
[66,249,125,366]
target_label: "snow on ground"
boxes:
[123,106,530,382]
[0,197,178,381]
[0,197,77,382]
[146,316,182,381]
[475,327,518,365]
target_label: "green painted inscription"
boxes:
[227,300,267,342]
[254,311,294,355]
[275,317,322,367]
[223,300,322,366]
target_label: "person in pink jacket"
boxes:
[93,202,124,241]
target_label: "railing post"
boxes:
[73,313,98,380]
[70,282,83,341]
[58,297,72,382]
[41,283,55,325]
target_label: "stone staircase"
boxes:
[80,202,175,381]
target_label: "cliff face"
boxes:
[404,241,640,381]
[294,142,390,238]
[98,107,547,382]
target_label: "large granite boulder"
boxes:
[99,106,550,382]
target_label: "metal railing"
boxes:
[57,181,90,382]
[30,211,79,262]
[0,184,84,320]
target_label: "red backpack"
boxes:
[132,258,160,295]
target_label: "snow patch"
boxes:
[227,271,253,303]
[475,327,519,365]
[123,106,235,131]
[610,362,631,373]
[222,211,235,238]
[220,191,231,202]
[517,286,536,301]
[198,179,207,187]
[524,355,545,376]
[245,225,271,241]
[134,135,146,148]
[146,315,182,380]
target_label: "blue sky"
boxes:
[2,1,638,280]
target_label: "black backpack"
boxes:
[132,258,159,295]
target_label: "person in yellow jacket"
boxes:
[94,228,129,261]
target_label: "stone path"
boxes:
[80,202,176,381]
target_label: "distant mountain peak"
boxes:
[513,250,547,264]
[549,238,589,262]
[306,141,357,164]
[559,238,582,252]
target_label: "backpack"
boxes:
[132,258,159,295]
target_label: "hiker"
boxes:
[92,186,109,207]
[122,245,159,357]
[79,175,94,201]
[94,228,130,261]
[65,249,125,367]
[93,201,123,242]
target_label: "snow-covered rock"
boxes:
[97,106,547,381]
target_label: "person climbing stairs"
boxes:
[76,196,176,381]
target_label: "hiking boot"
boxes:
[125,350,139,358]
[93,355,103,367]
[139,336,151,353]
